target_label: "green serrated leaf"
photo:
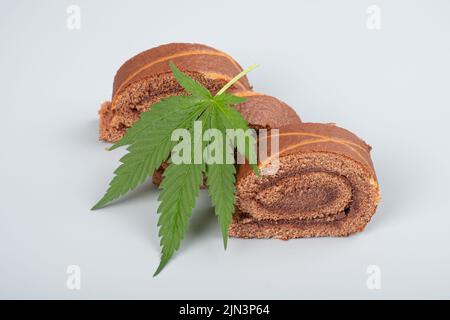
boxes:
[154,131,203,276]
[206,160,236,249]
[169,61,212,99]
[92,100,207,210]
[203,108,237,249]
[206,163,236,249]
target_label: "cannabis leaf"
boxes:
[92,62,259,275]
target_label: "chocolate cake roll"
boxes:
[230,123,380,239]
[99,43,252,142]
[151,92,302,186]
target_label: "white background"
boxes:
[1,0,449,299]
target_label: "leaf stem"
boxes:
[215,64,259,96]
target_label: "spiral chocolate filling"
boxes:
[230,123,380,239]
[251,171,352,221]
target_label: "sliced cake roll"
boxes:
[230,123,380,239]
[99,43,252,142]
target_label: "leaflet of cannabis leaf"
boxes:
[92,61,259,276]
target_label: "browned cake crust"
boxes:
[99,43,252,142]
[229,123,380,239]
[234,91,301,129]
